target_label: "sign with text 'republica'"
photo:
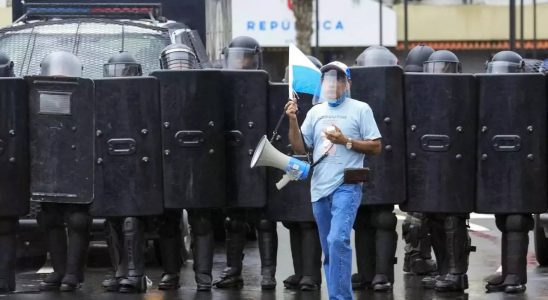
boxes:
[231,0,397,47]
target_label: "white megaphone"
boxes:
[250,135,310,190]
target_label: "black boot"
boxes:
[60,210,91,292]
[103,218,126,292]
[434,215,470,292]
[352,207,375,290]
[487,214,532,294]
[190,211,214,291]
[299,222,321,291]
[0,218,17,293]
[371,208,397,292]
[486,217,507,293]
[213,217,245,289]
[158,211,182,290]
[410,236,437,275]
[424,215,446,289]
[119,217,146,293]
[38,206,67,291]
[257,219,277,290]
[283,222,302,290]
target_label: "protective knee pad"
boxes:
[191,214,213,236]
[495,215,507,232]
[373,209,397,231]
[257,219,276,232]
[158,210,182,238]
[224,216,246,233]
[353,206,368,230]
[67,211,91,233]
[0,218,17,236]
[505,214,534,232]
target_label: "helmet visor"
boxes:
[357,53,397,67]
[103,63,142,77]
[41,63,82,77]
[161,50,198,70]
[223,48,260,70]
[486,61,523,74]
[423,61,460,74]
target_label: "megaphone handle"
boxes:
[276,174,292,190]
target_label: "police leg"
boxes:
[403,213,437,275]
[119,217,147,293]
[0,218,17,293]
[299,221,322,291]
[38,203,67,291]
[189,209,214,291]
[282,222,302,289]
[422,214,446,289]
[158,209,182,290]
[487,214,533,294]
[257,217,277,290]
[102,218,126,292]
[435,214,471,292]
[59,206,91,292]
[213,211,246,289]
[371,205,397,292]
[352,206,375,289]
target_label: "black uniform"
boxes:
[100,52,148,294]
[350,46,399,292]
[483,51,535,294]
[35,52,92,293]
[416,50,473,292]
[0,53,28,293]
[213,36,278,290]
[400,45,437,276]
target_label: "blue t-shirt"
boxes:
[301,98,381,202]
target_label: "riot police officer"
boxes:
[351,45,399,292]
[100,52,148,293]
[213,36,278,290]
[281,55,323,291]
[0,53,23,293]
[401,44,438,276]
[158,43,211,291]
[483,51,532,294]
[37,51,92,292]
[419,50,473,292]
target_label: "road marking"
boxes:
[468,222,490,232]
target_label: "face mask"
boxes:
[328,91,348,107]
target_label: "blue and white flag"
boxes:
[288,44,321,98]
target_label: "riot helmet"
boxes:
[404,45,434,72]
[222,36,262,70]
[306,55,323,69]
[103,52,142,77]
[160,43,198,70]
[423,50,461,74]
[355,45,398,67]
[486,51,524,74]
[40,51,83,77]
[0,52,14,77]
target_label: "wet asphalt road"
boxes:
[4,211,548,300]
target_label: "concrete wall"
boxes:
[394,3,548,41]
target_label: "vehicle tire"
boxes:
[534,214,548,266]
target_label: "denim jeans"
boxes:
[312,184,362,300]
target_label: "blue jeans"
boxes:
[312,184,362,300]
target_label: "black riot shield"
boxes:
[476,74,547,214]
[27,76,94,204]
[0,78,29,217]
[350,66,406,206]
[223,70,269,208]
[90,77,163,217]
[402,73,476,213]
[150,70,226,209]
[265,82,314,222]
